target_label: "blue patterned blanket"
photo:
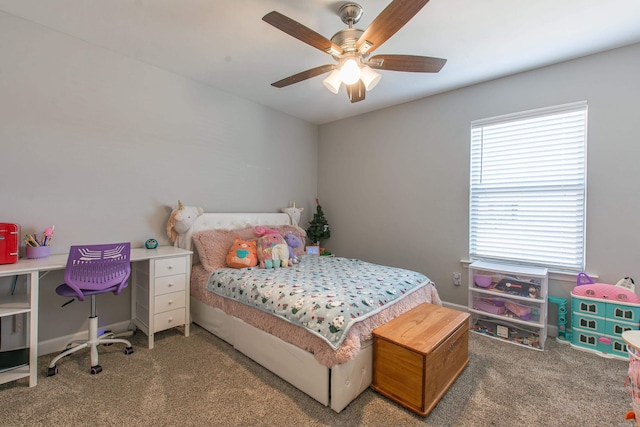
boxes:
[205,255,432,350]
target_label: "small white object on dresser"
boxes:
[131,247,192,349]
[468,260,548,350]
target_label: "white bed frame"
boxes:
[182,213,372,413]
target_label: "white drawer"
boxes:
[155,274,186,296]
[154,308,185,333]
[154,257,187,277]
[155,291,186,314]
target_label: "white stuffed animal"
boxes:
[166,200,203,247]
[281,202,304,227]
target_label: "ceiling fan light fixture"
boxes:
[360,65,381,91]
[264,1,447,103]
[322,69,342,94]
[339,58,361,85]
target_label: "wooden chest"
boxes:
[371,303,470,417]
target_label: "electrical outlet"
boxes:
[453,272,461,286]
[14,313,24,334]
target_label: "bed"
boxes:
[180,212,442,412]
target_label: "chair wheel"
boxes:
[47,366,59,377]
[90,365,103,375]
[124,346,134,355]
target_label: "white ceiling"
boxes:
[2,0,640,125]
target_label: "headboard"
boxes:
[181,212,293,254]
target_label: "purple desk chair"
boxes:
[47,243,134,376]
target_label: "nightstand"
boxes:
[131,247,191,349]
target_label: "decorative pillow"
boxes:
[192,225,306,272]
[226,238,258,268]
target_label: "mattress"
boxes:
[190,257,441,367]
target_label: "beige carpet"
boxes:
[0,324,634,426]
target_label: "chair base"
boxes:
[47,315,134,376]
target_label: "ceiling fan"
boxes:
[262,0,446,103]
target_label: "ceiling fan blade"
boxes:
[356,0,430,54]
[346,80,366,103]
[271,64,336,88]
[263,11,343,56]
[369,54,446,73]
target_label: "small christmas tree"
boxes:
[306,198,331,245]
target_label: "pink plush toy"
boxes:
[254,226,290,268]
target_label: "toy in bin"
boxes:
[504,301,534,321]
[474,298,536,321]
[474,274,493,288]
[473,318,541,348]
[474,298,506,315]
[495,277,541,298]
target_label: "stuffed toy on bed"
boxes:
[283,232,302,264]
[254,226,290,268]
[226,238,258,268]
[166,200,204,248]
[281,203,304,227]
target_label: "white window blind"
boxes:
[469,102,587,271]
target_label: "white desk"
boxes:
[0,246,192,387]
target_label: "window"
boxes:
[470,102,587,271]
[579,318,597,330]
[614,308,635,320]
[579,334,596,346]
[614,324,632,335]
[580,302,598,314]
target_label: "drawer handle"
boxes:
[167,317,173,323]
[168,300,173,305]
[167,265,173,270]
[167,283,173,287]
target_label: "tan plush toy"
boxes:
[166,200,204,247]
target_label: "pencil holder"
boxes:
[25,246,50,259]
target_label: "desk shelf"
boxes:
[0,364,30,383]
[0,294,30,317]
[0,282,33,386]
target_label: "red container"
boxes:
[0,223,20,264]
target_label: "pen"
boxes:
[44,226,55,246]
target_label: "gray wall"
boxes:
[3,5,638,346]
[318,42,640,309]
[0,11,318,344]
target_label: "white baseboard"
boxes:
[441,301,467,312]
[37,320,133,356]
[39,305,560,356]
